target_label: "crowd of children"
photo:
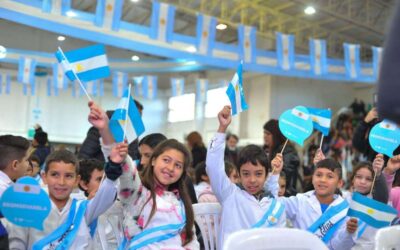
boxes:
[0,101,399,250]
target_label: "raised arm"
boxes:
[88,101,115,146]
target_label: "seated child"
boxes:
[26,154,41,183]
[224,161,239,184]
[194,162,218,203]
[206,106,286,249]
[78,159,104,199]
[278,172,287,197]
[0,135,30,249]
[8,147,125,249]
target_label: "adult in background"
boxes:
[263,119,300,195]
[186,131,207,169]
[224,133,239,167]
[30,125,51,167]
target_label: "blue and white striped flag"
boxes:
[0,73,11,95]
[18,57,37,85]
[46,77,53,96]
[143,75,158,100]
[344,43,361,79]
[71,81,79,98]
[55,44,110,82]
[94,0,123,30]
[133,76,144,97]
[306,107,332,136]
[109,88,145,143]
[238,25,256,64]
[171,78,184,96]
[372,46,383,79]
[276,32,295,70]
[348,192,397,228]
[196,78,208,103]
[196,14,217,55]
[150,1,175,43]
[309,39,327,75]
[42,0,68,15]
[82,81,98,97]
[113,71,128,97]
[22,81,35,96]
[52,63,67,90]
[226,62,248,116]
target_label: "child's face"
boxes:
[139,144,153,167]
[312,168,341,198]
[13,151,31,180]
[152,149,184,187]
[278,177,286,197]
[42,161,80,204]
[31,161,41,177]
[229,169,239,184]
[239,162,267,195]
[80,168,104,197]
[352,167,373,194]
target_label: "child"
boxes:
[78,159,104,199]
[0,135,30,249]
[87,101,199,249]
[138,133,167,170]
[194,162,218,203]
[8,147,125,249]
[278,172,287,197]
[206,106,286,249]
[271,150,358,249]
[383,154,400,215]
[26,154,41,182]
[224,161,239,184]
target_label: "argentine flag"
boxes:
[171,78,184,96]
[196,14,216,55]
[348,192,397,228]
[372,46,383,79]
[150,1,175,43]
[109,89,145,143]
[343,43,360,79]
[276,32,295,70]
[306,107,331,136]
[55,44,110,82]
[196,78,208,103]
[143,75,157,100]
[94,0,123,30]
[309,39,327,75]
[226,62,248,116]
[112,71,128,97]
[238,25,256,64]
[18,57,37,85]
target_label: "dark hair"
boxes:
[279,171,287,180]
[315,158,343,180]
[0,135,30,170]
[186,131,204,148]
[44,150,79,174]
[194,161,207,185]
[140,139,194,246]
[350,161,374,185]
[226,134,239,142]
[224,161,236,176]
[237,145,270,173]
[34,131,48,146]
[139,133,167,149]
[28,154,41,167]
[263,119,286,158]
[78,159,104,196]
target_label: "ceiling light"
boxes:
[216,23,227,30]
[57,36,66,41]
[131,55,140,61]
[66,11,77,17]
[130,0,139,2]
[304,6,316,15]
[186,46,197,53]
[0,46,7,59]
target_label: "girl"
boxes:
[194,162,218,203]
[383,154,400,216]
[88,101,199,249]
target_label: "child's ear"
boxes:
[79,179,88,191]
[75,175,81,187]
[338,179,344,189]
[41,172,48,185]
[10,159,19,171]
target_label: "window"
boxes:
[168,93,195,122]
[205,87,230,118]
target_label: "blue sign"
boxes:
[369,120,400,157]
[0,177,51,230]
[278,106,313,146]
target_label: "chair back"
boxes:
[193,203,222,250]
[375,225,400,250]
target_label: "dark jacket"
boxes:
[191,145,207,168]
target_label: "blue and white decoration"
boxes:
[196,14,217,56]
[226,62,248,116]
[369,120,400,158]
[344,43,361,79]
[196,78,208,103]
[171,77,185,96]
[41,0,69,15]
[143,75,157,100]
[309,39,327,75]
[0,73,11,95]
[372,46,383,79]
[276,32,295,71]
[52,63,68,91]
[94,0,123,31]
[113,71,128,97]
[18,57,37,85]
[150,1,175,43]
[133,76,144,97]
[238,25,257,64]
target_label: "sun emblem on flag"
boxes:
[202,30,208,38]
[268,216,276,223]
[75,64,84,72]
[245,40,250,48]
[106,4,113,11]
[316,54,320,60]
[367,208,374,215]
[160,18,166,25]
[24,68,29,73]
[235,84,239,92]
[312,117,318,122]
[23,185,30,192]
[385,124,391,129]
[283,49,288,55]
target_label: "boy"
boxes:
[26,154,41,182]
[271,151,358,249]
[8,146,125,249]
[78,159,104,199]
[206,106,286,249]
[0,135,30,249]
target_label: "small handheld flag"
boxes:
[226,62,248,115]
[306,107,332,136]
[348,192,397,228]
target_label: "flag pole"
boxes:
[123,84,132,141]
[369,172,378,196]
[319,134,324,149]
[57,47,92,101]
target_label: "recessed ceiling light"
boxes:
[57,36,66,41]
[304,6,316,15]
[130,0,139,2]
[186,46,197,53]
[66,11,77,17]
[216,23,227,30]
[0,45,7,59]
[131,55,140,61]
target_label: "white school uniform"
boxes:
[7,178,117,250]
[277,190,355,250]
[206,133,286,250]
[0,170,13,197]
[194,181,218,203]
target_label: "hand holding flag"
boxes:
[226,62,248,116]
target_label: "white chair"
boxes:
[223,228,328,250]
[193,203,222,250]
[95,209,124,250]
[375,225,400,250]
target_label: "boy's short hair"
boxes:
[78,159,104,185]
[44,150,79,174]
[237,145,270,173]
[315,158,343,179]
[0,135,30,170]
